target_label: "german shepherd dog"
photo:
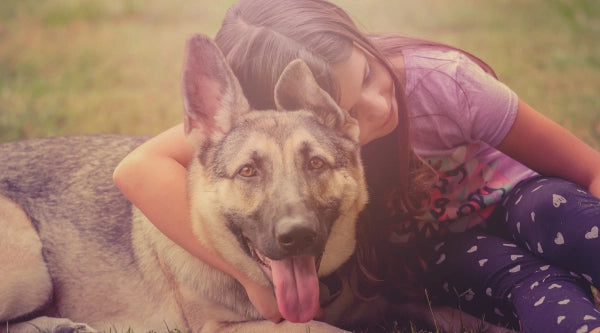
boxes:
[1,35,509,333]
[0,34,370,332]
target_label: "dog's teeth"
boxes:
[248,243,271,269]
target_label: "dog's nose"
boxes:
[276,218,317,254]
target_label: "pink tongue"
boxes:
[270,256,319,323]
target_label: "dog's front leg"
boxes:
[202,319,350,333]
[7,316,97,333]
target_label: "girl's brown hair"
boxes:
[214,0,492,300]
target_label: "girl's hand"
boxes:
[240,277,282,323]
[588,176,600,199]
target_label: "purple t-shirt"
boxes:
[392,48,538,244]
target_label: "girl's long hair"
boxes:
[214,0,494,301]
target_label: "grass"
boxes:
[0,0,599,149]
[0,1,598,332]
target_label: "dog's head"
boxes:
[182,34,367,323]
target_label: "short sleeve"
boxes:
[454,52,519,146]
[405,49,519,155]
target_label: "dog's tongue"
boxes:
[270,256,319,323]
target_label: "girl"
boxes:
[113,0,600,331]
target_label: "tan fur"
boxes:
[0,195,52,320]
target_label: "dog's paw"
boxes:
[55,322,98,333]
[8,317,98,333]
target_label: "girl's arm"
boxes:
[112,123,281,322]
[496,99,600,197]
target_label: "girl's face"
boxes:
[331,46,398,146]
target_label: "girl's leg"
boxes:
[502,177,600,287]
[427,229,600,333]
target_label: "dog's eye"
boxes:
[238,165,256,177]
[308,157,325,170]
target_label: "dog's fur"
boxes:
[0,35,511,333]
[0,34,372,332]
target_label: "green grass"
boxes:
[0,0,599,149]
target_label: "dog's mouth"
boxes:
[246,239,322,323]
[248,241,323,271]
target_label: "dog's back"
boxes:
[0,135,170,331]
[0,135,145,262]
[0,135,144,213]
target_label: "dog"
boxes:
[0,33,371,332]
[1,34,512,333]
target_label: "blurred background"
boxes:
[1,0,599,149]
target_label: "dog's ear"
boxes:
[274,59,359,143]
[182,34,249,146]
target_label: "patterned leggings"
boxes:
[424,177,600,332]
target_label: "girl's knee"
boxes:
[506,177,595,214]
[503,177,599,237]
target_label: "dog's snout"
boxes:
[276,217,318,254]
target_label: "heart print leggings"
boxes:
[426,176,600,333]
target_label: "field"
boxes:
[0,0,599,148]
[1,1,599,332]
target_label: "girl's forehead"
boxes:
[330,47,366,111]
